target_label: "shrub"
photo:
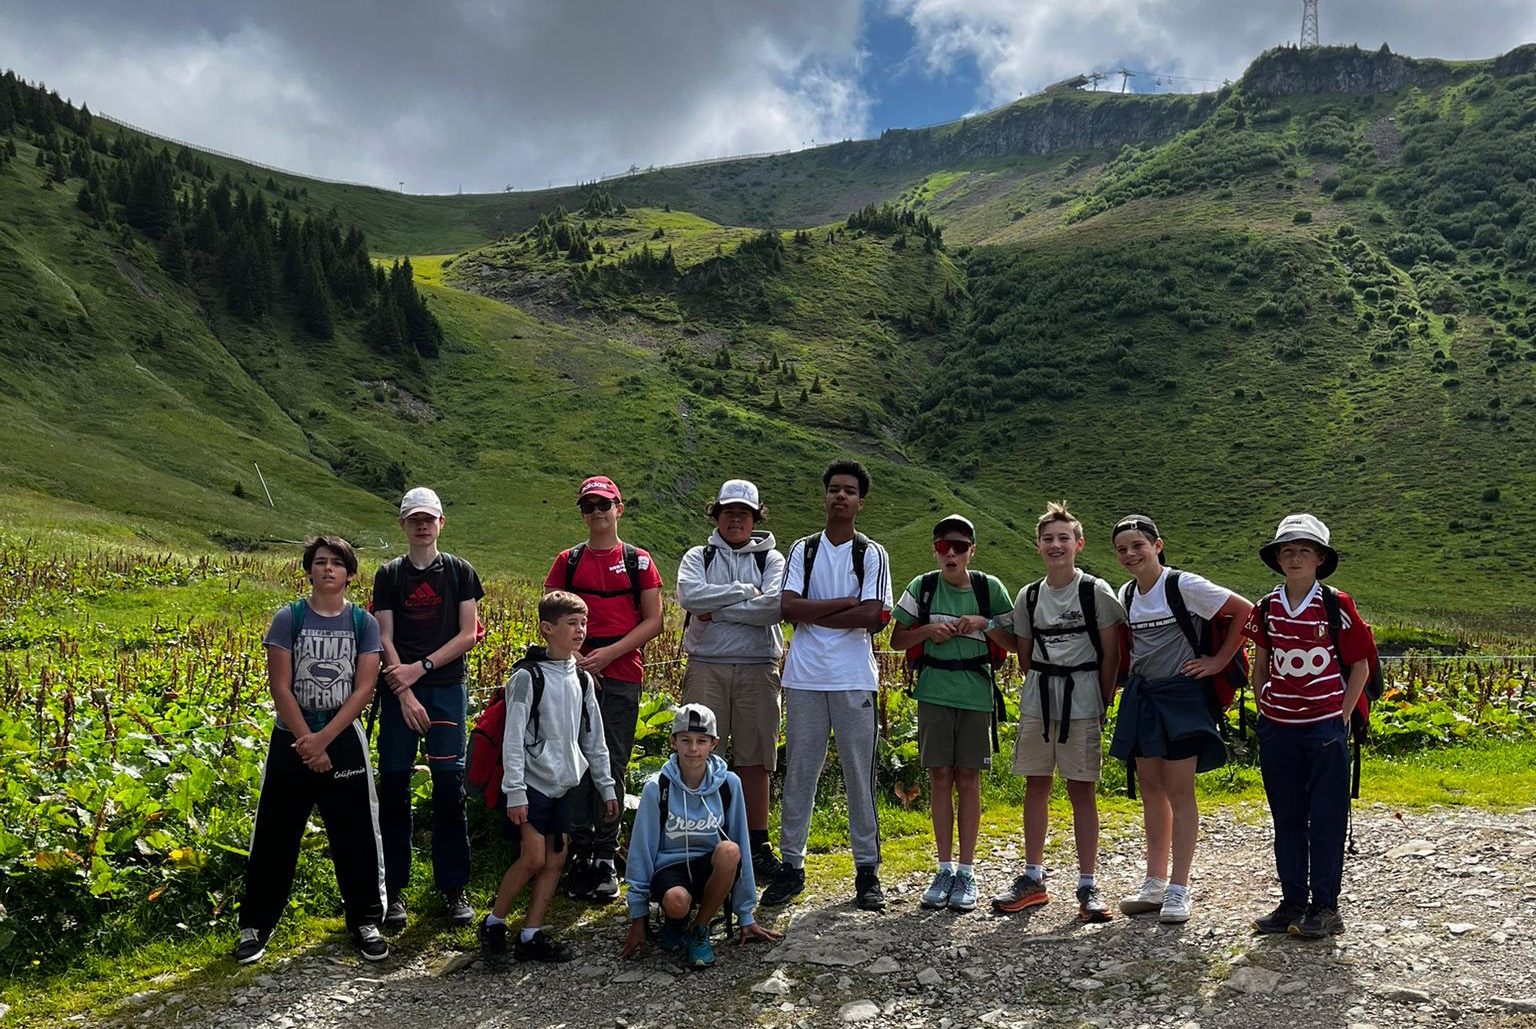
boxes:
[1293,210,1313,224]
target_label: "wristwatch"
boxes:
[420,657,435,672]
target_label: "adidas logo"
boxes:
[406,582,440,608]
[860,697,873,708]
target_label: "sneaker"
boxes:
[588,861,620,903]
[564,853,596,900]
[684,924,715,968]
[1076,882,1112,923]
[1290,905,1345,938]
[948,869,979,913]
[760,864,806,907]
[443,891,474,927]
[754,843,783,881]
[477,915,509,961]
[991,873,1048,914]
[1254,900,1307,935]
[853,866,886,912]
[355,924,389,962]
[920,869,956,909]
[658,918,687,953]
[1159,886,1192,924]
[514,929,574,963]
[1119,876,1167,916]
[382,898,407,933]
[233,927,267,965]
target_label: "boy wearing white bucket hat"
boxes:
[1242,514,1376,939]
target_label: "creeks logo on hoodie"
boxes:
[665,808,724,840]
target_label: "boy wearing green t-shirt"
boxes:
[889,515,1014,913]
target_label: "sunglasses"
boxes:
[933,539,973,555]
[578,498,615,514]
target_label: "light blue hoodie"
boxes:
[624,753,757,927]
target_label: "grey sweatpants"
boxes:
[778,688,881,870]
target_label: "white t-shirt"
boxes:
[1121,567,1232,680]
[780,532,893,692]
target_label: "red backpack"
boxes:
[1120,571,1250,710]
[465,647,595,810]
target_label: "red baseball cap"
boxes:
[578,475,622,502]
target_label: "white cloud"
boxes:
[886,0,1536,110]
[0,0,869,193]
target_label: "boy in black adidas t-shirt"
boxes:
[373,487,485,930]
[234,535,387,966]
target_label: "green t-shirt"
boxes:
[893,571,1013,712]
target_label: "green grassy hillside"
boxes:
[3,47,1536,634]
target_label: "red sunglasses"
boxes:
[933,539,973,555]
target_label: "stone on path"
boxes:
[917,967,943,988]
[1445,922,1477,935]
[1492,997,1536,1013]
[840,1000,880,1022]
[751,970,793,996]
[865,955,902,975]
[1378,987,1430,1004]
[1224,966,1284,994]
[431,951,478,977]
[1385,839,1436,859]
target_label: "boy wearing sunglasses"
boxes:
[543,475,665,901]
[888,515,1014,913]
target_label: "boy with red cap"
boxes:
[1243,514,1376,939]
[544,475,665,901]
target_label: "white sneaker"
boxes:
[1119,876,1167,916]
[1159,886,1191,924]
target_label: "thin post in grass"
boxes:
[252,463,274,508]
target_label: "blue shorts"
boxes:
[376,681,467,773]
[505,786,573,849]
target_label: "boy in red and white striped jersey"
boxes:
[1242,514,1376,939]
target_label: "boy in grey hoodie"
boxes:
[676,479,786,877]
[618,704,782,968]
[478,591,617,964]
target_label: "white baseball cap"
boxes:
[672,703,718,738]
[399,486,443,519]
[714,479,762,512]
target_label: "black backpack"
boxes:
[563,541,644,646]
[1021,574,1106,744]
[683,544,770,632]
[795,531,870,600]
[656,775,734,841]
[905,570,1010,752]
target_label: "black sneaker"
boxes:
[355,924,389,962]
[233,927,267,965]
[514,930,574,963]
[760,864,806,907]
[443,891,474,927]
[588,861,620,903]
[564,853,596,900]
[477,915,508,963]
[754,843,784,881]
[1290,905,1345,938]
[1254,900,1307,935]
[382,897,407,933]
[854,866,886,912]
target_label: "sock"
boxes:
[596,858,615,870]
[1079,874,1095,889]
[939,861,955,874]
[1025,863,1045,881]
[519,927,540,943]
[750,828,771,852]
[484,913,506,927]
[958,864,973,876]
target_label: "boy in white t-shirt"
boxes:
[760,460,894,912]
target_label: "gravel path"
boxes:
[107,804,1536,1029]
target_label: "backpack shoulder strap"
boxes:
[523,661,547,741]
[576,668,595,734]
[851,531,870,594]
[719,778,734,842]
[349,602,368,650]
[564,543,587,591]
[1120,579,1136,616]
[970,571,991,620]
[1319,584,1346,664]
[702,544,717,571]
[798,534,821,597]
[657,775,671,835]
[1164,570,1205,654]
[288,599,308,650]
[1079,574,1103,663]
[915,571,941,625]
[1024,580,1042,636]
[622,543,642,609]
[753,549,768,574]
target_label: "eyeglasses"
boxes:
[933,539,973,555]
[578,499,615,514]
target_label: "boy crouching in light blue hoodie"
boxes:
[618,704,782,968]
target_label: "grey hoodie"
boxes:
[500,653,615,809]
[676,529,785,664]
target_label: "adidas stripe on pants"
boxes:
[778,688,881,870]
[238,721,386,935]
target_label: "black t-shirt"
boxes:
[372,553,485,688]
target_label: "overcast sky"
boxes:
[3,1,1533,195]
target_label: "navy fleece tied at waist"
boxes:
[1108,674,1227,773]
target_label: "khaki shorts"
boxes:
[681,661,782,769]
[1012,718,1103,782]
[917,702,993,770]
